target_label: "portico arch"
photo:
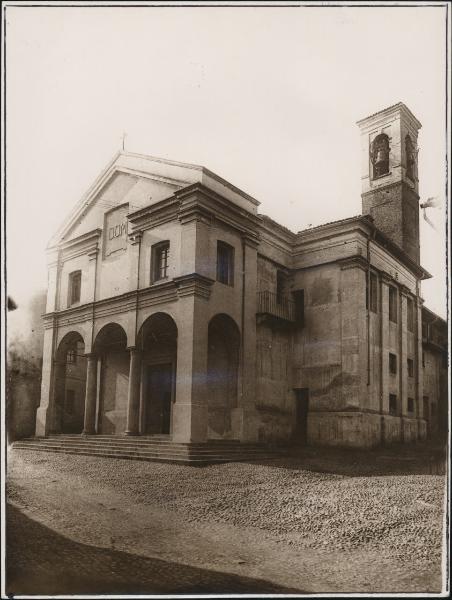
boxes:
[137,313,178,435]
[207,313,240,439]
[54,331,87,434]
[94,323,129,434]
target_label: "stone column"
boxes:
[82,353,98,435]
[125,347,142,435]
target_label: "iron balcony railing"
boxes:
[422,325,447,350]
[257,290,296,322]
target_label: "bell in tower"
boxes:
[371,134,390,178]
[357,102,422,265]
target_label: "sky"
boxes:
[5,2,449,339]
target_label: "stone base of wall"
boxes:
[307,412,428,449]
[307,411,382,448]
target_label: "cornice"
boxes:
[175,184,261,235]
[58,229,102,263]
[127,197,180,232]
[45,281,180,325]
[361,179,420,201]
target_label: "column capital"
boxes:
[400,284,411,297]
[241,231,260,249]
[339,255,368,272]
[127,346,141,354]
[128,231,143,246]
[87,247,99,262]
[380,272,394,285]
[174,273,215,299]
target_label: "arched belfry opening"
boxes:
[54,332,87,434]
[207,314,240,439]
[137,313,178,435]
[94,323,128,434]
[405,134,416,181]
[371,133,390,179]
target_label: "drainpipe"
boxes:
[131,232,142,346]
[241,236,246,407]
[366,233,371,386]
[51,248,62,434]
[90,244,99,351]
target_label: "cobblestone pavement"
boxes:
[6,445,446,594]
[6,504,300,595]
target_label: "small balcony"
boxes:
[257,290,296,324]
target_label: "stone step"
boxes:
[19,437,270,452]
[46,435,248,447]
[12,444,278,464]
[13,440,271,457]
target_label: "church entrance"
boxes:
[54,332,87,434]
[137,312,178,436]
[145,363,173,435]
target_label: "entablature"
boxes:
[55,228,102,263]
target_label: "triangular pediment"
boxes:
[49,151,260,248]
[49,152,200,247]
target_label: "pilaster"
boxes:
[340,257,368,409]
[35,325,58,436]
[172,295,209,443]
[125,347,142,435]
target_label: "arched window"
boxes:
[405,135,416,181]
[371,134,390,179]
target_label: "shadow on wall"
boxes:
[6,504,302,596]
[7,291,47,443]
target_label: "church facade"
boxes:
[35,103,447,448]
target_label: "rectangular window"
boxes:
[407,358,414,377]
[422,322,429,339]
[431,403,436,417]
[389,394,397,416]
[366,272,378,313]
[216,241,234,286]
[389,353,397,374]
[407,297,414,332]
[422,351,426,368]
[389,286,398,323]
[69,270,81,306]
[407,397,414,413]
[293,289,305,324]
[152,241,170,282]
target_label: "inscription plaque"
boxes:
[104,204,129,257]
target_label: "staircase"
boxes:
[12,435,285,465]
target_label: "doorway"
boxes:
[145,363,173,434]
[294,388,309,446]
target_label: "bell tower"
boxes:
[357,103,422,264]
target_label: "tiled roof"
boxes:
[296,215,368,235]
